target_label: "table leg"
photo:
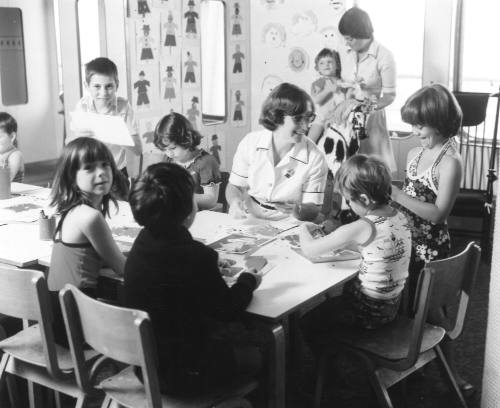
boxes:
[268,323,286,408]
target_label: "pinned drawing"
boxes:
[209,133,222,165]
[231,2,243,38]
[162,10,178,54]
[137,0,151,18]
[288,47,309,72]
[133,71,151,109]
[162,66,177,102]
[290,10,318,37]
[262,22,286,48]
[232,44,246,81]
[183,50,199,86]
[260,75,282,96]
[137,23,156,63]
[186,95,200,130]
[260,0,285,10]
[184,0,199,40]
[231,89,247,127]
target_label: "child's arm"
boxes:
[197,183,219,210]
[79,207,126,276]
[7,150,23,182]
[392,152,462,224]
[299,219,371,258]
[312,79,336,106]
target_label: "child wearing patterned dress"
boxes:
[299,154,411,355]
[0,112,24,182]
[390,84,472,395]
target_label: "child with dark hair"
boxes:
[0,112,24,182]
[154,112,221,210]
[390,84,472,396]
[227,82,328,221]
[299,154,411,354]
[48,137,126,344]
[124,162,262,396]
[71,57,142,182]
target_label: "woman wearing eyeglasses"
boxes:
[226,82,328,221]
[337,7,397,172]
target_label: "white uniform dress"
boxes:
[229,129,328,218]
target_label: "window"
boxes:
[77,0,102,91]
[0,8,28,105]
[359,0,425,132]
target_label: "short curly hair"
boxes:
[154,112,202,151]
[259,82,314,131]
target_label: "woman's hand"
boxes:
[228,198,247,219]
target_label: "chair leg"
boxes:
[75,395,89,408]
[6,374,21,408]
[435,345,468,408]
[100,395,113,408]
[367,369,394,408]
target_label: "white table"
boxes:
[0,186,359,408]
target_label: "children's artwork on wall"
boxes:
[161,9,180,55]
[139,117,162,154]
[231,43,246,82]
[136,20,159,64]
[183,0,199,40]
[261,74,283,96]
[288,47,309,72]
[135,0,152,18]
[318,24,345,52]
[202,131,226,170]
[183,92,201,130]
[159,62,182,112]
[231,89,247,128]
[153,0,170,7]
[230,1,244,40]
[290,10,318,37]
[260,0,285,10]
[261,22,286,48]
[329,0,346,14]
[182,48,200,88]
[133,70,152,111]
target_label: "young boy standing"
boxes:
[71,57,142,177]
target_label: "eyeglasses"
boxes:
[292,112,316,124]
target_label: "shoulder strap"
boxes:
[359,216,377,247]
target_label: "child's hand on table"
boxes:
[218,258,237,276]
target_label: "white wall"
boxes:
[0,0,61,163]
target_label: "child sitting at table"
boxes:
[48,137,126,345]
[124,162,262,396]
[299,154,411,355]
[0,112,24,182]
[154,112,221,210]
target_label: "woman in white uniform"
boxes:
[226,83,328,221]
[337,7,397,172]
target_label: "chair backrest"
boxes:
[427,242,481,340]
[452,91,496,191]
[60,284,162,408]
[0,266,63,378]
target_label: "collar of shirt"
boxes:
[80,95,118,115]
[255,131,310,166]
[346,39,380,61]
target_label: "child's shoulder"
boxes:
[68,204,103,222]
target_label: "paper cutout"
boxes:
[70,112,134,146]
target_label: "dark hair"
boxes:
[338,7,374,40]
[0,112,17,134]
[335,154,392,205]
[314,48,341,78]
[84,57,119,85]
[401,84,463,138]
[129,162,194,229]
[153,112,202,151]
[50,137,119,216]
[259,82,314,131]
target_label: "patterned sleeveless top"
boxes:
[0,147,24,182]
[395,139,455,265]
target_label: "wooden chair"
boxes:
[313,242,481,408]
[59,284,258,408]
[0,266,98,408]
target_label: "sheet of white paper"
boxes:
[70,111,134,146]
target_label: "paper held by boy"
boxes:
[69,111,134,146]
